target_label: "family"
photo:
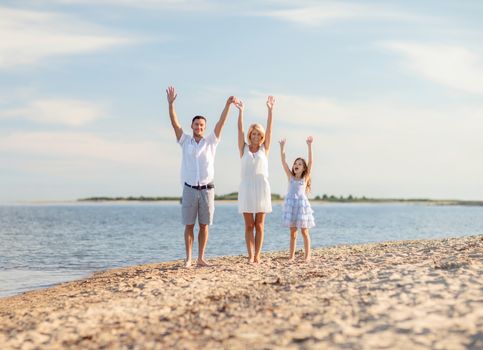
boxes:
[167,86,315,267]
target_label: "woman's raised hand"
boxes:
[306,136,313,145]
[279,138,286,148]
[266,96,275,110]
[234,99,244,111]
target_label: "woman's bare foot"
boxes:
[304,256,311,262]
[184,259,192,268]
[254,256,261,264]
[248,257,255,264]
[197,258,210,267]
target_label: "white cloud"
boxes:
[0,129,181,200]
[242,92,357,129]
[261,2,422,26]
[0,131,165,165]
[18,1,426,22]
[0,6,131,69]
[243,91,483,133]
[39,0,216,11]
[235,91,483,198]
[382,42,483,95]
[2,95,483,200]
[0,99,104,126]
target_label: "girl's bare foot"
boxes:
[254,256,261,264]
[248,257,255,264]
[304,256,311,262]
[184,259,192,268]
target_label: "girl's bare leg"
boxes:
[243,213,255,263]
[289,227,297,260]
[301,228,311,261]
[254,213,266,263]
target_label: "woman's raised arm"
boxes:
[264,96,275,155]
[235,99,245,157]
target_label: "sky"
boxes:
[1,0,483,202]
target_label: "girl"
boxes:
[235,96,275,263]
[279,136,315,262]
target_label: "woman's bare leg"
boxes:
[243,213,255,263]
[254,213,266,263]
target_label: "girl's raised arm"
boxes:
[306,136,313,175]
[264,96,275,155]
[235,99,245,157]
[279,138,292,179]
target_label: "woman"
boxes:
[235,96,275,263]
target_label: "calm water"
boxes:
[1,202,482,297]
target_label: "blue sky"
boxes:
[1,0,483,202]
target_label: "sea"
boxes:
[1,202,482,298]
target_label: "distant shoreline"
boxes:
[3,196,483,206]
[76,196,483,206]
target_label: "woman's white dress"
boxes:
[238,144,272,214]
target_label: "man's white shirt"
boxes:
[178,132,219,186]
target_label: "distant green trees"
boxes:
[80,192,282,202]
[79,194,483,206]
[215,192,282,200]
[312,194,385,202]
[214,192,238,200]
[79,193,373,202]
[312,194,375,202]
[78,196,180,202]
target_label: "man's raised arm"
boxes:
[214,96,236,139]
[166,86,183,141]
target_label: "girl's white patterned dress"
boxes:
[282,177,315,228]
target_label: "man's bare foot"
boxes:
[184,259,192,268]
[197,258,210,267]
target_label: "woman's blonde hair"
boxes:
[247,123,266,146]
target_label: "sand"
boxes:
[0,235,482,349]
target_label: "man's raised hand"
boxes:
[166,86,177,104]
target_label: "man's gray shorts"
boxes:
[181,185,215,225]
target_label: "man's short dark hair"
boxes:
[192,115,207,124]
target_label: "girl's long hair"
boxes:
[291,157,311,194]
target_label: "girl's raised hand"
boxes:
[279,138,286,148]
[266,96,275,110]
[306,136,313,145]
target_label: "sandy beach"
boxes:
[0,235,482,349]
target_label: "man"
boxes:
[166,86,235,267]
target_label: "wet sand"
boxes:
[1,235,482,349]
